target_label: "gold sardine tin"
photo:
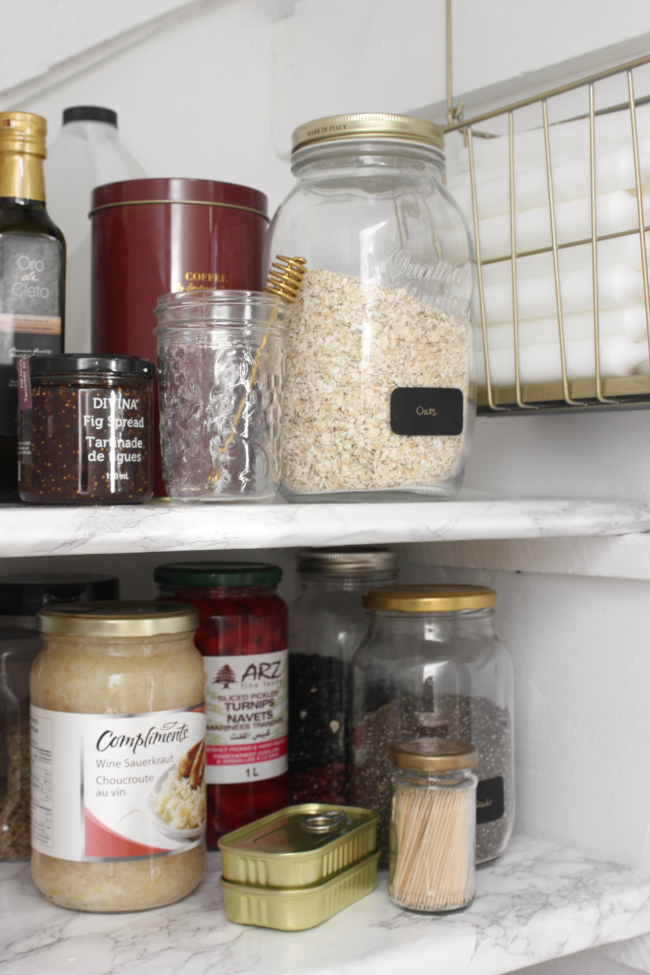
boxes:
[219,804,377,888]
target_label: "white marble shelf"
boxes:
[0,496,649,558]
[1,835,650,975]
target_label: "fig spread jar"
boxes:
[30,602,206,913]
[18,354,154,504]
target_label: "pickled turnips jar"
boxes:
[267,113,475,502]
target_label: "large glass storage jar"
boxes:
[351,585,513,864]
[267,113,475,502]
[155,562,288,847]
[154,291,288,503]
[0,574,119,862]
[288,547,398,806]
[30,602,206,912]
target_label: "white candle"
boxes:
[481,234,650,285]
[474,335,647,386]
[482,264,642,323]
[482,304,650,350]
[473,191,644,262]
[449,144,650,221]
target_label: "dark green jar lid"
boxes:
[154,561,282,588]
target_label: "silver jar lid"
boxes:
[297,547,398,577]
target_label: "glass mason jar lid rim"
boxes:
[37,601,198,637]
[363,584,497,612]
[292,113,444,153]
[391,738,478,772]
[298,547,397,576]
[28,354,155,379]
[155,561,282,588]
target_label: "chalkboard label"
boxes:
[390,387,464,436]
[476,776,504,824]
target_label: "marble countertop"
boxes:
[1,496,649,557]
[2,835,650,975]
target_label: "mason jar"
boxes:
[389,739,477,913]
[267,113,475,502]
[154,291,288,502]
[288,547,398,806]
[351,585,513,864]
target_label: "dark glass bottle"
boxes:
[0,112,65,495]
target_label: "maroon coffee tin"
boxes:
[91,178,268,497]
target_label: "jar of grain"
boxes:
[0,574,119,862]
[30,602,206,912]
[267,113,475,502]
[351,585,513,865]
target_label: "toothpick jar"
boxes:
[389,738,477,913]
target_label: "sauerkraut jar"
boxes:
[30,602,206,912]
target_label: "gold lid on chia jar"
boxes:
[390,738,478,773]
[37,601,198,638]
[362,584,496,613]
[292,113,444,153]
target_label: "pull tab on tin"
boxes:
[302,810,347,833]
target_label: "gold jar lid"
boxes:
[391,738,478,772]
[362,584,496,612]
[37,601,198,637]
[0,112,47,157]
[292,113,444,153]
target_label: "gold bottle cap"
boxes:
[292,113,444,153]
[37,601,198,637]
[391,738,478,773]
[0,112,47,157]
[362,584,496,612]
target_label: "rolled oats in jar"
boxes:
[266,113,476,502]
[30,602,206,912]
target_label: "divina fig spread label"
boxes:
[31,705,206,861]
[18,355,154,504]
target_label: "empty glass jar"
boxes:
[288,547,398,806]
[267,113,475,502]
[351,585,513,864]
[154,291,288,502]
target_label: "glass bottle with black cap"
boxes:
[0,572,119,861]
[0,112,65,496]
[155,561,288,846]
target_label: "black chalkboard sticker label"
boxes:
[476,776,505,824]
[390,387,464,436]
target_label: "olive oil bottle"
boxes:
[0,112,65,495]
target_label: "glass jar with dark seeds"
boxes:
[18,354,154,504]
[288,547,398,806]
[351,584,514,865]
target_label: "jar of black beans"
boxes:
[288,547,398,806]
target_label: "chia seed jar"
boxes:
[351,585,513,865]
[155,562,288,847]
[18,354,154,503]
[288,547,398,806]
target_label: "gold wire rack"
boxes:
[444,40,650,414]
